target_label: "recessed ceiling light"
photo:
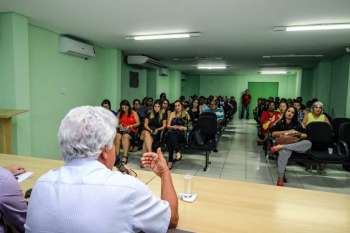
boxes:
[259,69,288,75]
[126,32,200,40]
[197,64,227,70]
[274,23,350,32]
[263,54,324,58]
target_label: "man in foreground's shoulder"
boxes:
[25,106,178,233]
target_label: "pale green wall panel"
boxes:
[121,63,147,103]
[182,75,200,97]
[329,55,350,117]
[312,61,332,111]
[300,69,314,102]
[100,48,122,111]
[0,13,15,108]
[0,13,31,155]
[169,70,181,102]
[29,25,116,158]
[199,73,298,101]
[147,69,157,99]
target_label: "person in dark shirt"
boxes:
[141,100,167,154]
[188,98,200,126]
[270,106,311,186]
[101,99,117,116]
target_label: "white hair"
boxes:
[58,106,117,162]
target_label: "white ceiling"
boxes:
[1,0,350,73]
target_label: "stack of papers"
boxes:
[15,171,33,183]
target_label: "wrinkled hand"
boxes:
[141,148,169,177]
[6,164,26,176]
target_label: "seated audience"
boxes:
[293,100,305,123]
[25,106,178,232]
[115,100,140,164]
[260,101,280,139]
[188,98,200,126]
[101,99,117,116]
[204,100,225,126]
[303,101,330,127]
[167,100,190,169]
[271,106,311,186]
[0,165,27,233]
[141,100,167,153]
[161,99,171,121]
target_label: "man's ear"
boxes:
[99,146,108,161]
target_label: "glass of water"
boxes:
[183,174,193,198]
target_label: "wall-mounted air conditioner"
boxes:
[127,55,166,69]
[59,36,96,59]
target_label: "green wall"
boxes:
[121,62,148,104]
[301,54,350,117]
[198,73,299,101]
[1,12,123,158]
[182,75,200,98]
[329,55,350,117]
[0,13,31,155]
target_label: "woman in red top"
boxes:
[115,100,140,164]
[260,101,280,139]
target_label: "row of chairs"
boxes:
[266,118,350,174]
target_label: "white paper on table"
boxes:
[16,171,33,183]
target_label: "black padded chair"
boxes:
[332,117,350,141]
[338,122,350,171]
[307,122,347,165]
[188,112,217,171]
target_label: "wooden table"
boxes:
[0,154,156,192]
[0,109,28,153]
[148,173,350,233]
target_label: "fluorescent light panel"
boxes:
[259,70,288,75]
[274,23,350,32]
[263,54,324,59]
[197,65,227,70]
[127,32,200,40]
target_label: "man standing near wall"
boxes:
[240,89,251,119]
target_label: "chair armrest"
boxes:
[338,140,349,157]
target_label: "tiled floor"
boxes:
[128,119,350,195]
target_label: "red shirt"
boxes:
[260,111,281,135]
[242,94,251,106]
[119,112,138,133]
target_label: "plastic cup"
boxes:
[183,174,193,198]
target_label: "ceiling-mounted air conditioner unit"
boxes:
[59,36,95,59]
[127,55,166,69]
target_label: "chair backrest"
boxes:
[306,122,333,150]
[198,112,217,135]
[332,118,350,139]
[339,122,350,145]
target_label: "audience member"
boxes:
[115,100,140,164]
[101,99,117,116]
[260,101,280,139]
[141,100,166,153]
[271,107,311,186]
[166,100,190,169]
[240,89,251,119]
[303,101,330,127]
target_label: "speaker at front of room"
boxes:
[129,71,139,88]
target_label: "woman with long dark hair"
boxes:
[141,100,166,153]
[271,106,311,186]
[115,100,140,164]
[188,98,200,126]
[166,100,190,169]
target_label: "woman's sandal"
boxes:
[175,152,182,161]
[121,156,128,164]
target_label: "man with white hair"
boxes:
[25,106,178,233]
